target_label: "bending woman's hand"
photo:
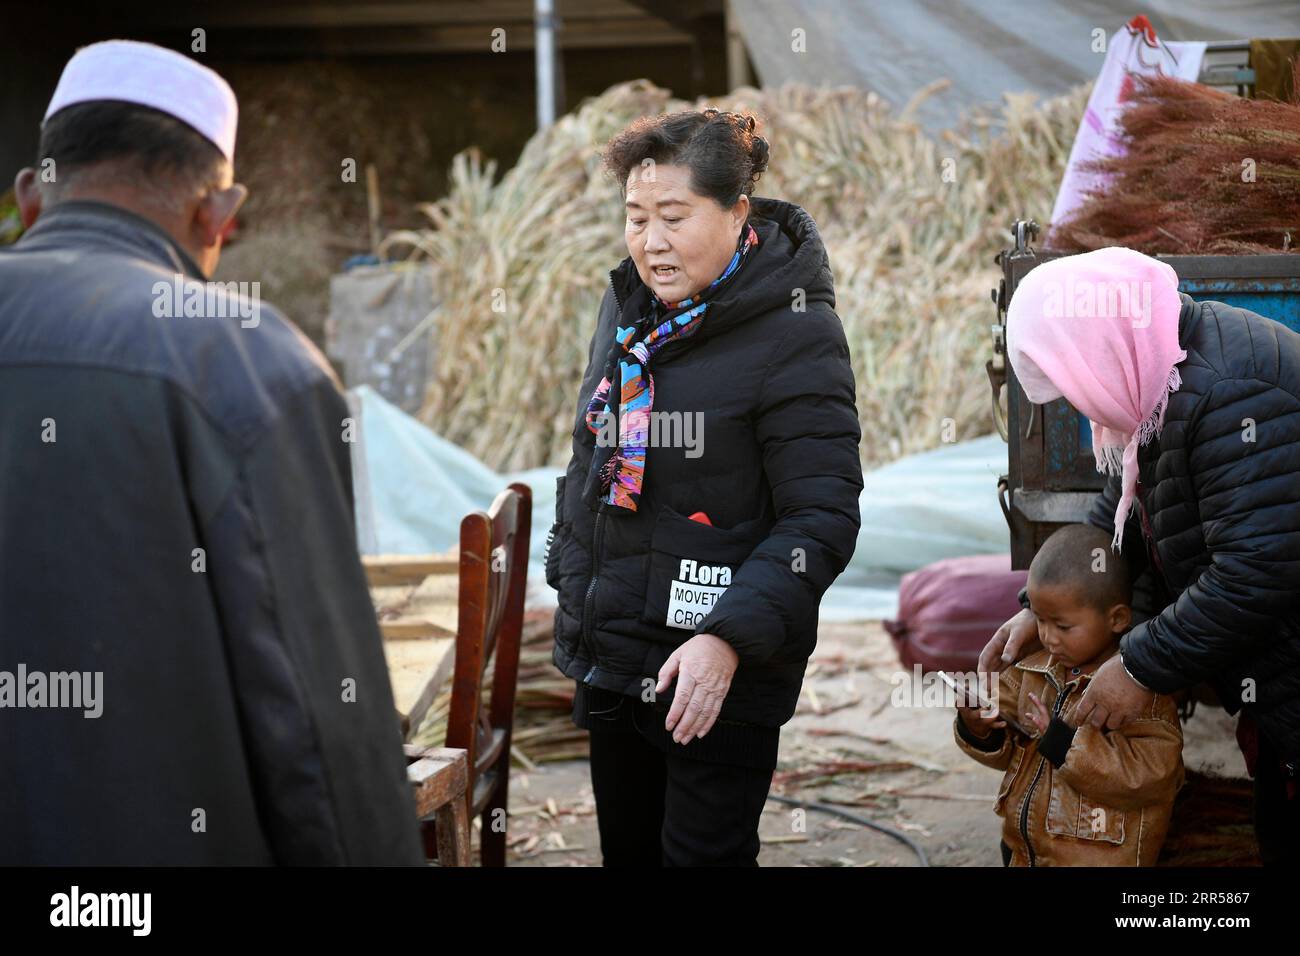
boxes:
[656,633,738,744]
[977,608,1041,675]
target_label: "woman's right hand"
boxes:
[977,607,1041,675]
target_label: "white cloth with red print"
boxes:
[1050,16,1206,228]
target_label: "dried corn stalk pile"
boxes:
[1047,70,1300,255]
[385,80,1087,471]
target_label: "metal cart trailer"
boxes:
[988,221,1300,571]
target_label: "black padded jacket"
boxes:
[0,201,423,864]
[547,197,864,729]
[1085,294,1300,762]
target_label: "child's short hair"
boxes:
[1028,523,1132,611]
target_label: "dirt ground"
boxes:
[496,620,1247,867]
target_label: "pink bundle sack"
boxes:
[883,554,1028,673]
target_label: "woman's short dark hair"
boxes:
[602,108,770,208]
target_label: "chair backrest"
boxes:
[445,482,531,794]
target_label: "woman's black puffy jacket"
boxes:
[546,197,863,728]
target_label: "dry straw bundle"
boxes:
[384,80,1088,471]
[1048,68,1300,255]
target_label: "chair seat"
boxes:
[405,746,470,866]
[406,746,467,816]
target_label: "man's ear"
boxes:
[1108,603,1132,634]
[193,182,248,249]
[15,168,42,228]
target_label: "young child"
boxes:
[953,523,1184,866]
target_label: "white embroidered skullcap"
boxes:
[44,39,238,162]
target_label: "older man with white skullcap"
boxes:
[0,41,424,865]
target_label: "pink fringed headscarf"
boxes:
[1006,247,1187,551]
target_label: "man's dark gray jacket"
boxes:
[0,201,423,864]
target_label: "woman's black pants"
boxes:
[585,692,774,866]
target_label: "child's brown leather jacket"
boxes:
[953,646,1184,866]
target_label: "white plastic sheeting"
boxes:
[350,386,1015,620]
[348,385,560,606]
[829,433,1012,619]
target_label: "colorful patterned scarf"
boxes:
[585,222,760,511]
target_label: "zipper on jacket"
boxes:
[608,267,702,365]
[609,270,623,310]
[1136,486,1168,584]
[580,502,608,683]
[1018,673,1071,867]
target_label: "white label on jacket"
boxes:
[665,559,731,630]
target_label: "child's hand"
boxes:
[1029,691,1071,738]
[1026,692,1053,735]
[957,705,1006,738]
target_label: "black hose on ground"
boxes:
[765,792,931,867]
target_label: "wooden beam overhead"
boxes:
[128,0,696,56]
[142,25,692,57]
[144,0,692,33]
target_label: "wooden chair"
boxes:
[418,481,531,866]
[406,746,471,866]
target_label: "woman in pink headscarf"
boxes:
[979,246,1300,865]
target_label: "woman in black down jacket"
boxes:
[983,246,1300,865]
[545,109,863,866]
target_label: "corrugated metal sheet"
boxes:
[731,0,1300,131]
